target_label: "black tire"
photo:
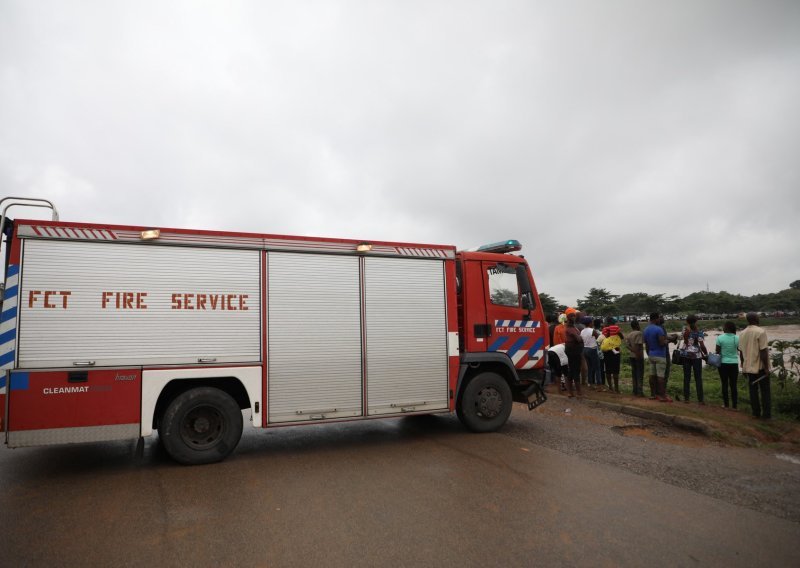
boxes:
[159,387,243,465]
[457,372,513,433]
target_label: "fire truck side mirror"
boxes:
[515,265,535,315]
[515,265,532,294]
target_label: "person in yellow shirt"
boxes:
[738,313,771,420]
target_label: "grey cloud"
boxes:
[1,0,798,307]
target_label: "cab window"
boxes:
[487,264,519,307]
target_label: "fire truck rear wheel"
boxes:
[457,372,512,433]
[159,387,243,465]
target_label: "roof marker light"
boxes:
[140,229,161,240]
[356,242,372,252]
[468,239,522,254]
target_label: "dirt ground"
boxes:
[551,386,800,453]
[506,391,800,523]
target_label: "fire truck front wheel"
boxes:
[457,372,513,433]
[159,387,244,465]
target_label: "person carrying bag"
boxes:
[682,314,708,404]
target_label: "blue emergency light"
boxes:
[473,240,522,254]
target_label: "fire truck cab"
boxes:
[0,198,547,464]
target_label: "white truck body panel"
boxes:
[17,240,261,368]
[11,236,451,434]
[364,257,449,415]
[267,253,363,423]
[141,366,263,436]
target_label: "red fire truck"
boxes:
[0,197,548,464]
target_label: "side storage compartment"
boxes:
[6,368,141,447]
[267,253,363,423]
[365,257,449,415]
[16,239,261,368]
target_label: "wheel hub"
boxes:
[192,416,211,434]
[180,405,225,450]
[476,386,503,418]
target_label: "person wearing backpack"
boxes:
[682,314,708,404]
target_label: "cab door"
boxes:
[482,261,545,370]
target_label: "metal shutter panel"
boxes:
[365,257,448,415]
[18,240,261,368]
[267,253,362,423]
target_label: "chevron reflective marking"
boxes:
[1,264,19,373]
[520,355,543,370]
[527,337,545,357]
[488,336,510,351]
[0,341,13,357]
[511,349,528,365]
[518,337,546,369]
[495,320,541,328]
[0,328,15,345]
[505,336,531,359]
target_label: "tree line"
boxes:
[538,280,800,318]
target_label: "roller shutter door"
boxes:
[365,257,448,415]
[17,240,261,368]
[267,252,362,423]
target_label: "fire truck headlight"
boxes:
[140,229,161,240]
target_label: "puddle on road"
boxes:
[612,424,708,448]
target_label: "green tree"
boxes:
[577,287,618,316]
[616,292,664,315]
[491,288,518,307]
[790,280,800,290]
[537,292,560,316]
[660,294,682,314]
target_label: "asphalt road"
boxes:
[1,406,799,567]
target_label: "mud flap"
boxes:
[523,380,547,411]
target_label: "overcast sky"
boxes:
[1,0,798,306]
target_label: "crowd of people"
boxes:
[545,310,773,420]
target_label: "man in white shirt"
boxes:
[739,312,771,420]
[547,343,568,392]
[580,318,601,389]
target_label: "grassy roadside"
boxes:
[579,319,800,449]
[569,387,800,451]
